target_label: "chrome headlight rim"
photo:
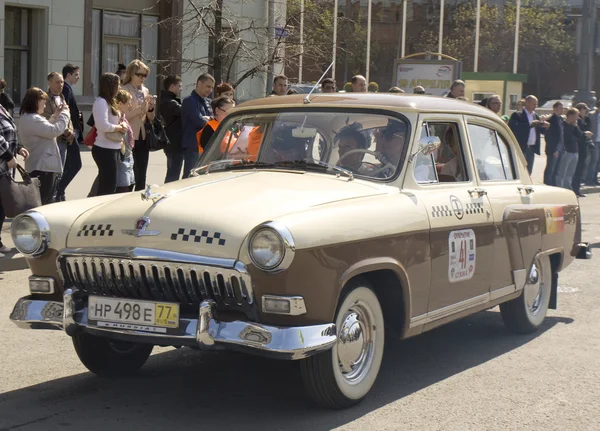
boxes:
[248,221,295,272]
[10,212,50,257]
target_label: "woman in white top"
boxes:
[18,87,70,204]
[92,73,128,196]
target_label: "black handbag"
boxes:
[144,117,170,152]
[0,164,42,218]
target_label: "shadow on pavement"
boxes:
[0,310,573,431]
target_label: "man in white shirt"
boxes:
[508,95,549,175]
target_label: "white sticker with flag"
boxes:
[448,229,476,282]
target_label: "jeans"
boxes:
[182,147,200,179]
[92,146,119,196]
[524,146,536,175]
[543,153,559,185]
[56,141,82,199]
[30,171,59,205]
[165,148,185,183]
[0,191,5,246]
[572,146,589,194]
[133,139,150,191]
[555,152,579,190]
[585,145,600,184]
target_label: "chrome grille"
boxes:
[58,255,255,316]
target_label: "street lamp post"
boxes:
[573,0,597,107]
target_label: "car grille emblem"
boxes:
[122,217,161,237]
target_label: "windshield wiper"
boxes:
[191,159,354,181]
[270,160,354,181]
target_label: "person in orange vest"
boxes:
[196,96,235,153]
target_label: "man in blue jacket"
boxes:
[508,95,549,175]
[58,63,82,201]
[180,73,215,179]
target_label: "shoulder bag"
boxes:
[0,164,42,218]
[144,117,171,152]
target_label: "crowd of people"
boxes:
[0,65,598,257]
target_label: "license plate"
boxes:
[88,296,179,332]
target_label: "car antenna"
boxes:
[303,61,335,105]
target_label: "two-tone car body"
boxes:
[10,94,587,408]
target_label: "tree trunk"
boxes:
[213,0,224,85]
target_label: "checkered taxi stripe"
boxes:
[171,228,226,246]
[77,224,114,237]
[466,202,484,215]
[431,205,453,218]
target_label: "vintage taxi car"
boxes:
[10,94,587,409]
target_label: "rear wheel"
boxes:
[500,255,553,334]
[300,280,385,409]
[73,332,153,377]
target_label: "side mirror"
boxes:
[410,136,441,162]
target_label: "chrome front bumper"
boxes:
[9,290,337,360]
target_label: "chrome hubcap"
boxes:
[525,262,543,314]
[337,302,375,384]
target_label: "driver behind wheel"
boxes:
[336,123,369,172]
[372,120,407,177]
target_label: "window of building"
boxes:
[91,10,158,95]
[4,7,32,105]
[509,94,520,110]
[468,124,516,181]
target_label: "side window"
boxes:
[468,124,515,181]
[431,122,469,183]
[496,133,517,180]
[414,124,438,184]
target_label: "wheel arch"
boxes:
[338,258,410,339]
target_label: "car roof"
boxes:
[236,93,500,118]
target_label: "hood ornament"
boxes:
[141,184,165,203]
[122,216,161,237]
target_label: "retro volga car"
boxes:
[10,94,587,409]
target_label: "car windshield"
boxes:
[194,111,410,181]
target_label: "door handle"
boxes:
[518,185,535,195]
[468,188,487,197]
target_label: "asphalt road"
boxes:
[1,147,600,430]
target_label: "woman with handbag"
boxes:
[18,88,70,205]
[92,73,128,196]
[0,104,29,256]
[122,60,156,191]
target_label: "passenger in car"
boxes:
[439,129,465,181]
[268,126,308,162]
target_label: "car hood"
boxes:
[66,170,387,258]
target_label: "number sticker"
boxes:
[448,229,476,282]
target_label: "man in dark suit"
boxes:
[543,101,564,185]
[586,100,600,185]
[57,63,83,201]
[508,95,550,175]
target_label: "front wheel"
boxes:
[500,254,553,334]
[73,332,153,377]
[300,281,385,409]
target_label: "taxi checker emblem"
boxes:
[450,195,464,220]
[122,216,161,237]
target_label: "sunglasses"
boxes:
[135,73,148,78]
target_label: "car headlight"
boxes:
[248,223,295,272]
[11,212,50,257]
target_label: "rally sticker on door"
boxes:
[448,229,476,282]
[544,207,565,234]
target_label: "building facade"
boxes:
[0,0,279,107]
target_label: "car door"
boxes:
[464,117,537,293]
[406,115,495,316]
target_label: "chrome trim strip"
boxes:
[59,247,236,268]
[409,293,489,328]
[262,295,307,316]
[28,276,56,294]
[10,294,337,360]
[490,284,517,301]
